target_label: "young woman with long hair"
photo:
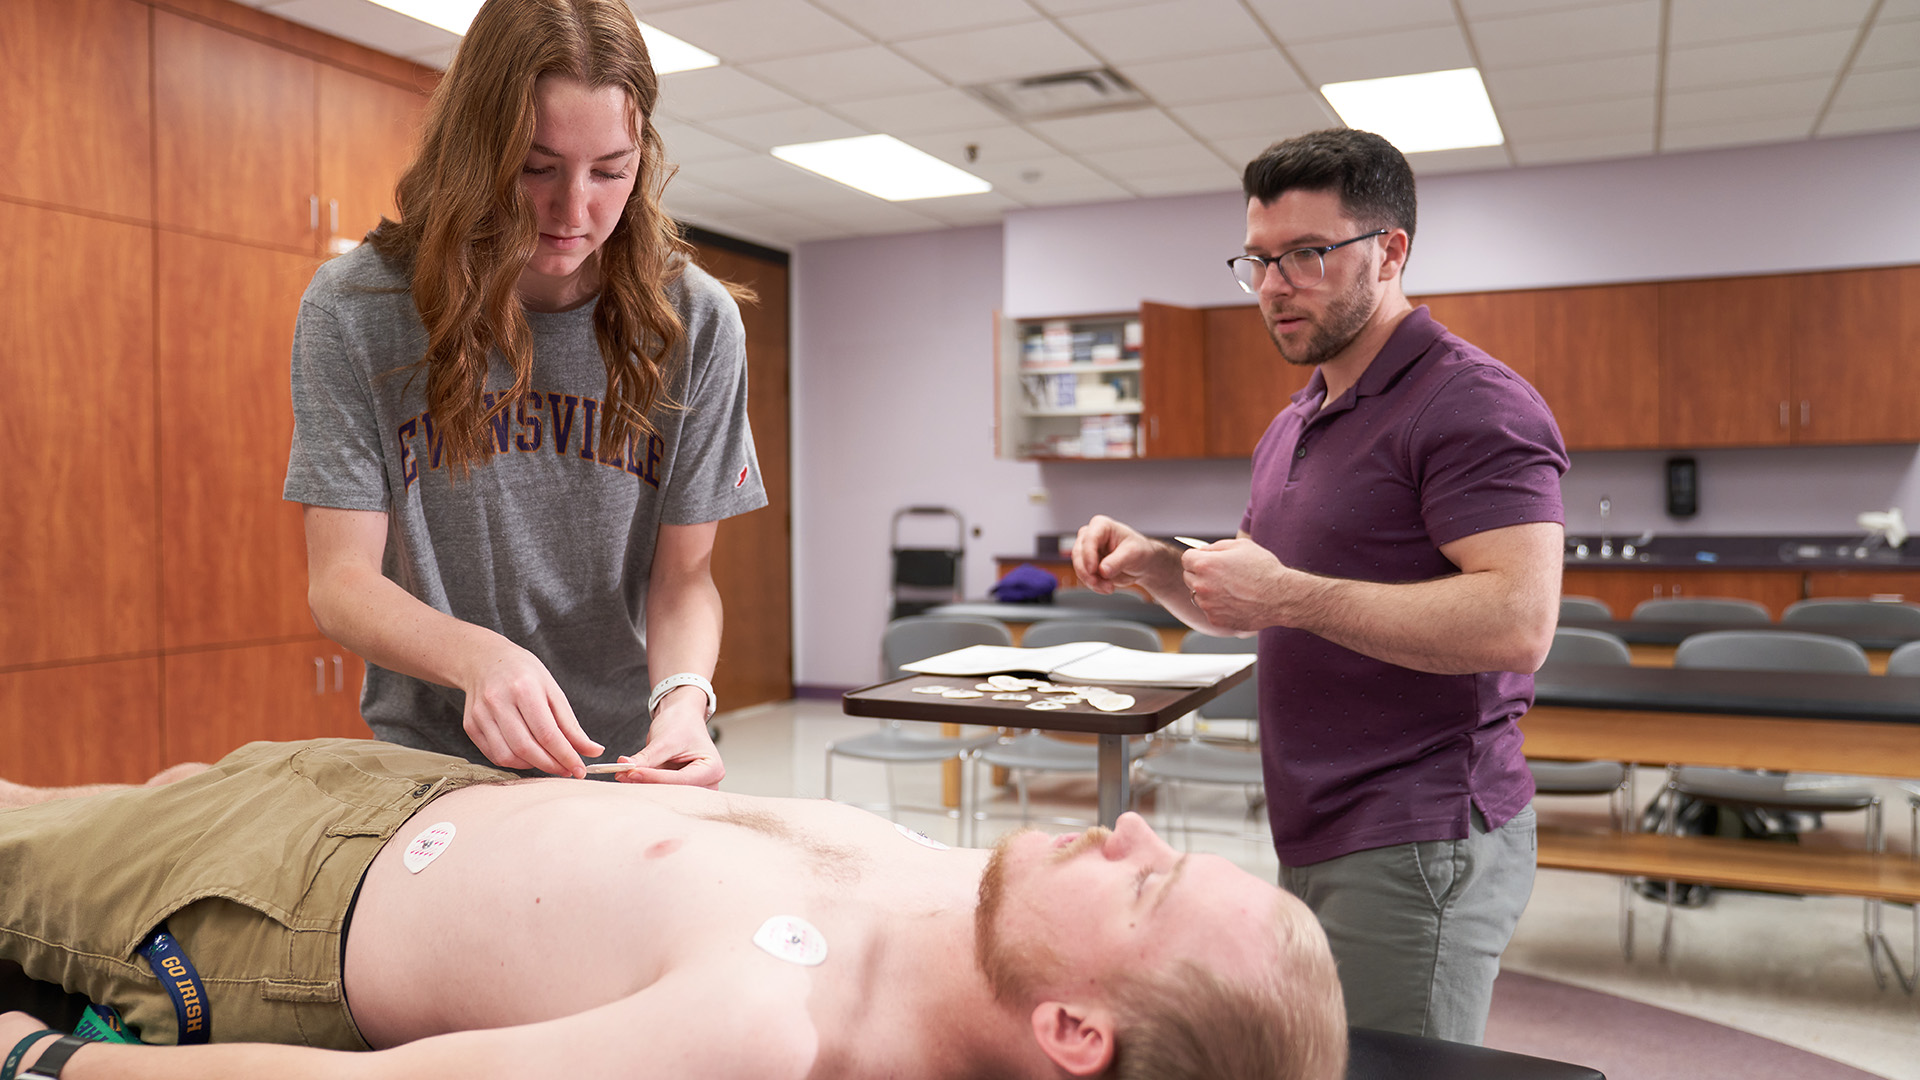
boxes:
[283,0,764,786]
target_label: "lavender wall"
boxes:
[792,129,1920,688]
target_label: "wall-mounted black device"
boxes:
[1666,457,1698,518]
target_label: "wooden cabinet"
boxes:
[1533,284,1661,450]
[1659,275,1795,447]
[163,641,369,764]
[998,308,1195,460]
[1420,289,1538,385]
[155,10,318,252]
[1792,266,1920,445]
[0,0,151,220]
[318,64,429,255]
[1805,571,1920,602]
[1562,568,1806,619]
[0,203,159,668]
[1139,302,1207,458]
[1202,304,1312,457]
[0,659,163,785]
[157,233,321,650]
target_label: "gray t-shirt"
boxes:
[284,244,767,764]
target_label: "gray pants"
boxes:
[1280,804,1536,1044]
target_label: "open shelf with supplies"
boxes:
[994,303,1205,460]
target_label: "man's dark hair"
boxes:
[1241,128,1417,245]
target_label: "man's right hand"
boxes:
[1071,515,1175,595]
[460,641,602,777]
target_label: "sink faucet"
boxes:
[1599,496,1613,559]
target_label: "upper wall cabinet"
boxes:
[1792,266,1920,445]
[318,65,430,255]
[1532,284,1661,450]
[1659,275,1796,447]
[1203,305,1312,458]
[997,305,1207,460]
[0,0,152,220]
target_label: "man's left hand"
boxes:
[1182,538,1290,633]
[615,691,725,789]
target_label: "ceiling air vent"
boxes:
[966,68,1149,121]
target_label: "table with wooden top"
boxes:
[842,666,1253,828]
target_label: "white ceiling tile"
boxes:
[833,89,1009,135]
[403,42,459,70]
[640,0,871,63]
[907,190,1026,225]
[1830,65,1920,110]
[1818,98,1920,137]
[1207,133,1290,167]
[1469,0,1661,69]
[701,106,871,150]
[1499,96,1654,141]
[740,46,947,102]
[678,151,851,195]
[968,154,1135,202]
[1079,138,1231,175]
[1245,0,1456,44]
[1663,76,1830,127]
[1124,170,1241,195]
[662,180,779,217]
[1482,53,1657,108]
[807,0,1041,42]
[1883,0,1920,19]
[791,199,949,233]
[683,210,823,247]
[1854,18,1920,71]
[1660,115,1816,151]
[1024,107,1191,151]
[1460,0,1645,17]
[1665,30,1856,92]
[1169,93,1339,140]
[1508,129,1655,166]
[658,67,805,119]
[1404,144,1514,175]
[892,21,1104,84]
[900,125,1062,167]
[1287,24,1475,85]
[652,119,758,162]
[1667,0,1873,48]
[1119,48,1310,105]
[1029,0,1162,14]
[268,0,457,57]
[1060,0,1271,64]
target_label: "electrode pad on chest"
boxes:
[402,822,456,874]
[753,916,828,966]
[894,822,949,850]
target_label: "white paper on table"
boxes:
[900,641,1252,688]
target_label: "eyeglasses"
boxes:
[1226,229,1388,293]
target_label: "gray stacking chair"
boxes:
[973,617,1160,829]
[1664,629,1885,978]
[824,615,1011,845]
[1558,595,1613,622]
[1053,587,1150,613]
[1534,627,1638,956]
[1630,596,1772,623]
[1888,641,1920,676]
[1782,597,1920,635]
[1136,632,1264,847]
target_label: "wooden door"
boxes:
[1140,301,1207,458]
[318,65,429,256]
[162,640,370,764]
[0,0,151,220]
[1418,289,1539,385]
[1659,275,1794,447]
[1202,304,1310,458]
[154,10,317,252]
[1533,284,1660,450]
[1561,568,1805,619]
[156,233,321,650]
[688,239,793,711]
[0,203,158,668]
[0,659,162,785]
[1792,266,1920,444]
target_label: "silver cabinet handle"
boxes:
[333,654,344,692]
[1779,402,1789,428]
[1800,401,1810,427]
[314,657,326,694]
[328,199,339,234]
[309,195,319,230]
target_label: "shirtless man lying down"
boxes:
[0,739,1345,1080]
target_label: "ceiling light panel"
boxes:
[772,134,994,200]
[1320,68,1505,154]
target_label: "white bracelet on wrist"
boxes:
[648,673,717,720]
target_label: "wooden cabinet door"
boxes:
[1140,301,1207,458]
[0,659,162,785]
[1804,571,1920,602]
[1202,304,1310,458]
[1418,289,1538,385]
[1792,266,1920,444]
[157,233,320,650]
[318,65,428,256]
[690,241,793,711]
[163,640,370,764]
[0,203,158,668]
[1562,568,1804,619]
[1533,285,1660,450]
[1659,276,1794,447]
[0,0,151,220]
[154,10,317,252]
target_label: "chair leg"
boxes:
[1014,770,1031,826]
[1864,799,1887,990]
[1659,773,1678,962]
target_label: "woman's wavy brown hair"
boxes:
[367,0,689,471]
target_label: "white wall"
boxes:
[792,129,1920,688]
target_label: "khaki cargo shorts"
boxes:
[0,739,509,1048]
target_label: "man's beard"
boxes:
[974,827,1111,1002]
[1266,263,1375,367]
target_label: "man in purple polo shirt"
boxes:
[1073,129,1568,1044]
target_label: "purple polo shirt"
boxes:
[1240,307,1568,865]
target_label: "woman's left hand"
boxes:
[614,690,724,789]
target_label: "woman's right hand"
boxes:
[460,640,602,777]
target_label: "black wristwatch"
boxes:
[20,1035,89,1079]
